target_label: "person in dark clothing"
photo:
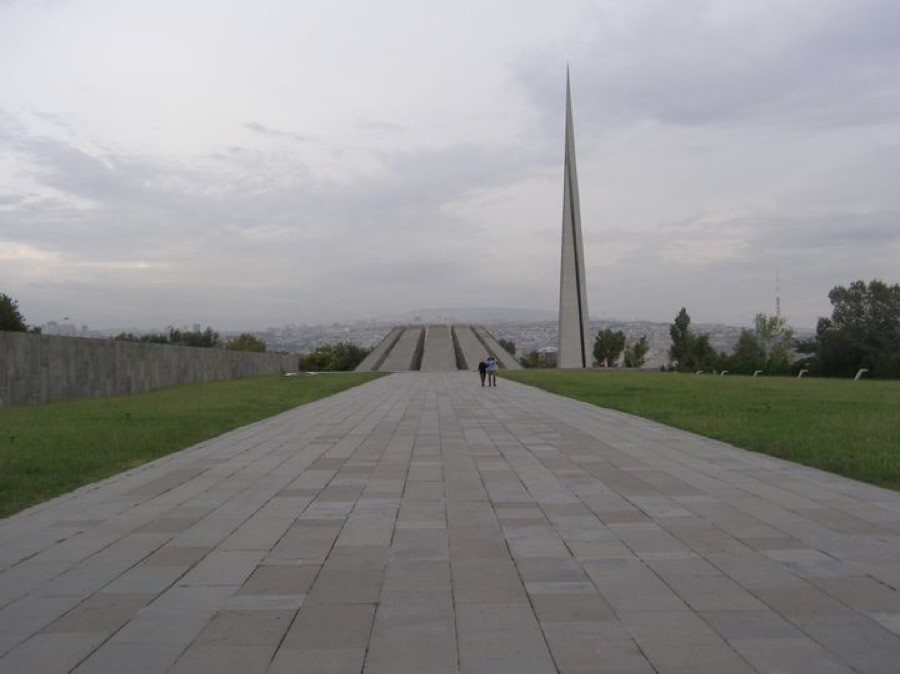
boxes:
[477,360,487,386]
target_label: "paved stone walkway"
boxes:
[2,372,900,673]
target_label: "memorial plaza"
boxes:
[2,371,900,673]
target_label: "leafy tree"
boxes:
[519,351,540,368]
[724,313,795,375]
[297,342,370,371]
[497,338,516,356]
[692,334,721,371]
[668,308,720,371]
[520,350,556,368]
[668,308,693,369]
[225,333,267,352]
[1,293,29,332]
[754,313,795,374]
[728,328,766,374]
[812,279,900,378]
[623,335,649,368]
[169,327,220,348]
[593,329,626,366]
[114,332,169,343]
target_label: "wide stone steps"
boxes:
[356,324,521,372]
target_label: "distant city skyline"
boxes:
[3,1,898,332]
[34,305,782,334]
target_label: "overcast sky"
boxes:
[2,0,898,331]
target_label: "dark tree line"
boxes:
[593,329,649,368]
[297,342,371,371]
[0,293,38,332]
[668,308,794,375]
[114,328,267,352]
[799,279,900,378]
[668,279,900,378]
[520,329,649,368]
[115,327,222,348]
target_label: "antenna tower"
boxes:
[776,270,781,318]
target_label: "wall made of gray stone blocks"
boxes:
[0,331,296,407]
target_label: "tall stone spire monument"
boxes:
[557,69,592,368]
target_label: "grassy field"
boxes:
[0,372,383,519]
[503,369,900,491]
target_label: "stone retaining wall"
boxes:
[0,331,296,407]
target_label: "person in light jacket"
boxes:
[485,355,498,387]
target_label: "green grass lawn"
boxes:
[0,372,383,519]
[503,369,900,491]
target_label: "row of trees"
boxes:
[114,327,268,352]
[516,278,899,378]
[593,330,650,368]
[518,330,650,369]
[668,279,900,379]
[297,342,371,371]
[2,294,272,353]
[667,308,794,374]
[116,327,221,348]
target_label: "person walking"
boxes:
[485,355,498,387]
[477,359,487,387]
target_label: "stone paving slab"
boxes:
[3,372,900,673]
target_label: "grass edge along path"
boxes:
[503,369,900,492]
[0,372,385,519]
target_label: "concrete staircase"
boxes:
[355,324,522,372]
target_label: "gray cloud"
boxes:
[357,120,406,135]
[518,1,900,133]
[243,122,314,143]
[1,110,550,327]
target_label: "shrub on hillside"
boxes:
[297,342,371,371]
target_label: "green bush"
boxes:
[297,342,371,371]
